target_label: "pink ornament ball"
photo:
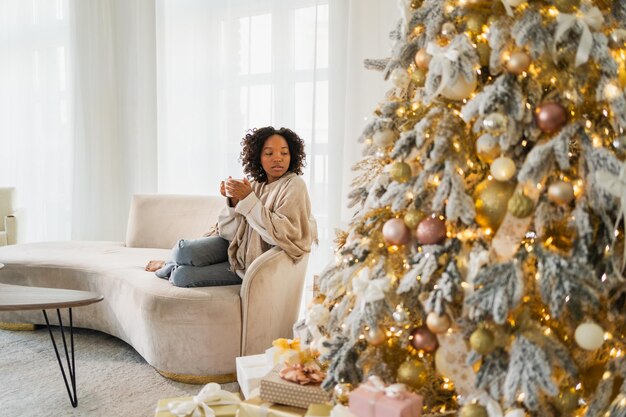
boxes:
[382,218,411,245]
[411,325,439,352]
[535,102,568,134]
[416,217,447,245]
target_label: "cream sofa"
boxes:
[0,194,308,383]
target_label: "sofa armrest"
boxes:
[240,247,308,356]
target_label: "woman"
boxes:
[145,126,317,287]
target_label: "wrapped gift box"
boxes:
[237,396,306,417]
[154,395,240,417]
[305,404,332,417]
[259,365,331,409]
[236,354,273,399]
[348,380,422,417]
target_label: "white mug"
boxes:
[224,178,244,198]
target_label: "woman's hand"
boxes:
[225,178,253,201]
[219,179,228,197]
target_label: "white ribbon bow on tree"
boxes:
[305,303,330,341]
[554,7,604,67]
[352,268,390,304]
[364,375,408,399]
[426,41,461,97]
[166,383,241,417]
[596,164,626,270]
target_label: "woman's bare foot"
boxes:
[145,260,165,272]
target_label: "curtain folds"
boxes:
[70,0,157,240]
[0,0,398,280]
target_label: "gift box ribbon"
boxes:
[359,376,409,417]
[158,383,241,417]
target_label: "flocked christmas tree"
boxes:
[304,0,626,416]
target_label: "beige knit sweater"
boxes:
[212,172,317,275]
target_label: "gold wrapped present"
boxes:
[305,404,332,417]
[259,365,331,409]
[237,396,306,417]
[154,383,241,417]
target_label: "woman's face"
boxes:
[261,134,291,183]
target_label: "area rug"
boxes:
[0,326,239,416]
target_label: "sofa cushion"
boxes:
[125,194,224,249]
[0,241,243,375]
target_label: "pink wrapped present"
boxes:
[348,376,423,417]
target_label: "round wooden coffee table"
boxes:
[0,274,103,408]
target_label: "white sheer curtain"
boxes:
[0,0,398,279]
[0,0,72,242]
[0,0,157,242]
[70,0,157,240]
[156,0,398,307]
[156,0,333,286]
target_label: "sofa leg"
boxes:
[0,322,36,331]
[156,369,237,385]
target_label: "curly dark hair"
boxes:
[239,126,306,182]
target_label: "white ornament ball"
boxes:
[490,157,516,182]
[434,347,453,378]
[441,75,477,101]
[390,67,410,89]
[373,129,397,147]
[574,322,604,351]
[476,135,501,163]
[547,181,575,205]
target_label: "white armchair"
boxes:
[0,188,17,246]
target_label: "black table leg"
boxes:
[42,308,78,407]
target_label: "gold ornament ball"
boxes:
[474,179,516,231]
[460,404,489,417]
[390,161,412,183]
[412,68,427,87]
[476,135,501,163]
[466,14,485,33]
[554,388,580,414]
[333,383,352,404]
[547,181,575,206]
[506,51,531,75]
[373,129,397,147]
[554,0,580,13]
[410,0,422,9]
[490,156,517,182]
[426,312,451,334]
[507,191,534,218]
[414,48,432,69]
[483,112,508,135]
[476,43,491,67]
[470,328,496,355]
[397,360,428,389]
[441,22,457,38]
[366,326,387,346]
[441,75,477,101]
[404,209,425,229]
